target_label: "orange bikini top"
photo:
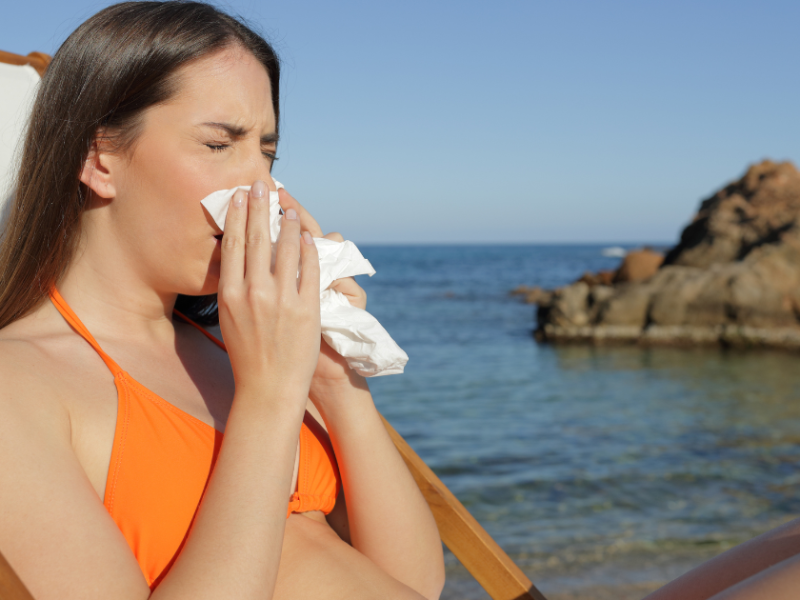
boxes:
[49,288,341,589]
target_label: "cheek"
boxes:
[121,146,224,252]
[130,138,212,211]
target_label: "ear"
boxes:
[79,137,117,200]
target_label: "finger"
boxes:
[330,277,367,310]
[219,188,249,289]
[274,208,303,293]
[298,230,320,303]
[323,231,344,243]
[278,188,323,238]
[244,180,271,280]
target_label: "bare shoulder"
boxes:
[0,299,118,414]
[0,306,148,600]
[0,307,71,432]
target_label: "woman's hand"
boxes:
[217,180,321,404]
[277,188,368,392]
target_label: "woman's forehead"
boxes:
[159,47,275,130]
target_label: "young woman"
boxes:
[3,3,799,600]
[0,2,444,599]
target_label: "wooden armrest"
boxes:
[0,549,35,600]
[0,50,51,77]
[382,416,548,600]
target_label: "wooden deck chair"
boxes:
[0,49,547,600]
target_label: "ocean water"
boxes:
[357,244,800,599]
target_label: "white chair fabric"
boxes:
[0,62,40,227]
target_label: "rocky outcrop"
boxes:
[613,249,664,283]
[530,160,800,350]
[510,285,553,305]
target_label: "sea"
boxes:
[356,244,800,600]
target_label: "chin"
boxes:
[199,269,221,296]
[171,266,220,298]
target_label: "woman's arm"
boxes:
[156,185,322,600]
[151,387,307,600]
[644,516,800,600]
[311,366,446,600]
[708,552,800,600]
[0,350,154,600]
[0,346,309,600]
[276,186,444,600]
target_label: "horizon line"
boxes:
[352,240,675,247]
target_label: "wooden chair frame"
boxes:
[0,49,547,600]
[0,50,50,76]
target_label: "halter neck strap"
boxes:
[49,287,124,377]
[173,310,227,352]
[49,287,227,375]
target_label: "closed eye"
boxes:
[205,144,277,161]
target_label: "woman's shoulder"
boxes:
[0,299,72,365]
[0,306,149,600]
[0,305,59,385]
[0,301,84,432]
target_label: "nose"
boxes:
[235,140,277,191]
[263,173,277,192]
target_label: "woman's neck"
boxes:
[57,251,180,345]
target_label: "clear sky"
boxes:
[3,1,800,244]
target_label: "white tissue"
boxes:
[201,181,408,377]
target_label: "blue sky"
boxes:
[3,1,800,244]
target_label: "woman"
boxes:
[4,4,800,600]
[0,2,444,599]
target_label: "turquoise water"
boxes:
[358,245,800,598]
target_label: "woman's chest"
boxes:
[60,341,300,502]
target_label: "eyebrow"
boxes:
[201,121,279,145]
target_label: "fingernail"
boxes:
[286,208,297,220]
[251,180,266,198]
[233,190,246,207]
[302,231,313,245]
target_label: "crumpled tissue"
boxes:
[201,181,408,377]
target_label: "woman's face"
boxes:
[94,45,278,295]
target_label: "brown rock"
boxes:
[597,270,615,286]
[612,249,664,284]
[510,285,552,305]
[576,272,599,286]
[537,282,590,327]
[595,284,653,327]
[510,285,535,297]
[575,270,616,287]
[664,160,800,269]
[535,160,800,350]
[647,266,717,326]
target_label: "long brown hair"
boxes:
[0,1,280,328]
